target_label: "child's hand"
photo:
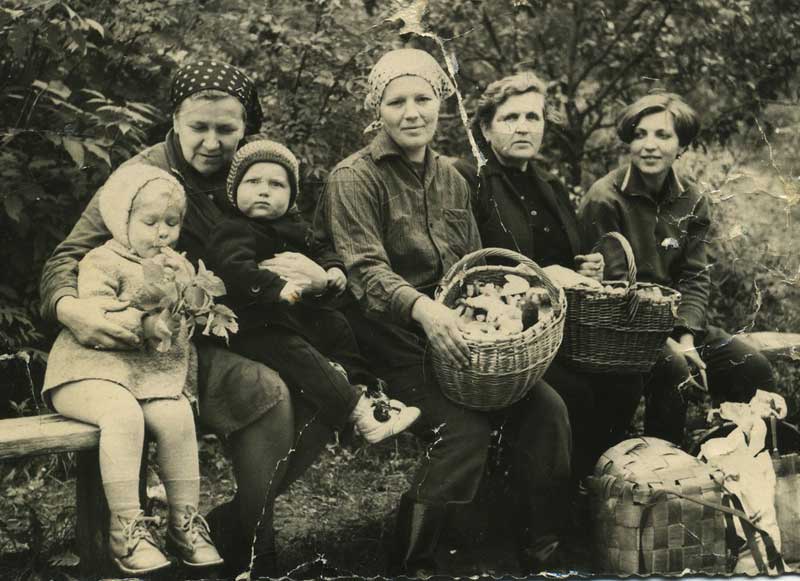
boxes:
[326,267,347,295]
[142,311,177,352]
[279,281,303,304]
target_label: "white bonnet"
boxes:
[98,164,185,248]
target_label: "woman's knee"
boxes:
[711,338,775,401]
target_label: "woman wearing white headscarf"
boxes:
[318,48,572,576]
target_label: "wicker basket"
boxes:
[558,232,681,373]
[431,247,566,411]
[588,437,729,574]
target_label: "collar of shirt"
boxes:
[368,128,441,190]
[616,162,686,205]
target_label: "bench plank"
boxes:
[739,332,800,361]
[0,414,99,460]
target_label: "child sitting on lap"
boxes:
[42,165,223,576]
[207,139,419,442]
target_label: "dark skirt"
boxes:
[195,339,286,437]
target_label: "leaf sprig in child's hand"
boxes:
[141,250,238,346]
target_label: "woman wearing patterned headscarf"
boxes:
[317,48,572,576]
[40,60,300,577]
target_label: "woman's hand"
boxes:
[326,267,347,295]
[56,296,140,350]
[677,333,708,391]
[259,252,328,296]
[574,253,605,282]
[412,296,471,369]
[665,335,708,393]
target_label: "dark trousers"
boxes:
[344,303,572,543]
[544,359,643,481]
[230,305,377,429]
[645,325,775,445]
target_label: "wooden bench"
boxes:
[1,331,799,575]
[0,414,146,575]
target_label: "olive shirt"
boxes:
[319,129,482,327]
[578,164,712,336]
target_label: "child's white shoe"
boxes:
[350,393,420,444]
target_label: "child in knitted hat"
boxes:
[207,139,420,442]
[42,164,223,575]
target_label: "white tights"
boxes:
[51,380,199,520]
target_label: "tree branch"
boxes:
[572,0,651,90]
[579,2,673,124]
[480,4,507,73]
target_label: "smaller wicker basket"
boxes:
[558,232,681,373]
[431,247,566,411]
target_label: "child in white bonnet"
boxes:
[42,164,222,575]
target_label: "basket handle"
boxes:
[592,231,637,286]
[439,247,545,288]
[436,247,562,314]
[592,232,641,321]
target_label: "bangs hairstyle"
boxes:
[616,93,700,147]
[174,89,247,123]
[471,72,557,141]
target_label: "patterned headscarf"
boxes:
[364,49,454,112]
[99,164,185,250]
[170,59,263,135]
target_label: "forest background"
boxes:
[1,0,799,578]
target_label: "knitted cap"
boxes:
[170,59,263,135]
[226,139,300,211]
[364,49,455,112]
[98,164,185,249]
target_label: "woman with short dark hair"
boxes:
[579,92,775,445]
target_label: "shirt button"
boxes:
[250,285,261,294]
[530,210,537,216]
[208,194,214,200]
[543,226,551,233]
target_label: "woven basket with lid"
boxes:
[587,437,728,575]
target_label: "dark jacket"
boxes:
[578,164,712,335]
[452,151,581,267]
[207,211,345,331]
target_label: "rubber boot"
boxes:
[109,510,171,575]
[390,493,446,578]
[206,500,248,577]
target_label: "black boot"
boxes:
[390,493,446,578]
[249,527,277,579]
[206,500,248,577]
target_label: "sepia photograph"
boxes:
[1,0,800,579]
